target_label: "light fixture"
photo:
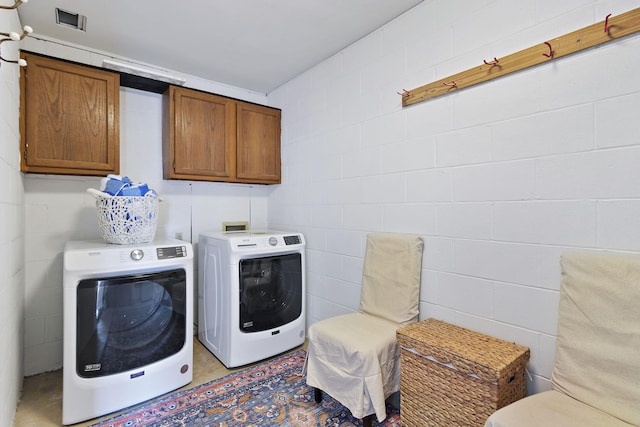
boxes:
[102,58,186,85]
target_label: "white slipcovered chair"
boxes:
[304,232,424,426]
[485,252,640,427]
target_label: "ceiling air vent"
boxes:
[55,8,87,31]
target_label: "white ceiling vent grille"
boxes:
[55,8,87,31]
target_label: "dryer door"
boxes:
[239,253,302,333]
[76,268,187,378]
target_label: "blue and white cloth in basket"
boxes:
[89,175,159,244]
[100,175,157,197]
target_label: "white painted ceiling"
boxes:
[17,0,423,93]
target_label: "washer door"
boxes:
[239,253,302,333]
[76,268,187,378]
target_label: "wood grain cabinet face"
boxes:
[236,102,281,183]
[163,86,236,180]
[163,86,281,184]
[20,52,120,176]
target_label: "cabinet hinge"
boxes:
[23,144,28,161]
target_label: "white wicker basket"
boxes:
[88,188,159,244]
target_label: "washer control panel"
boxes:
[130,249,144,261]
[156,246,188,260]
[225,232,305,250]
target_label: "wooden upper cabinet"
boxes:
[163,86,236,180]
[236,102,281,184]
[163,85,281,184]
[20,52,120,176]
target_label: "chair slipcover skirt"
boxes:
[306,312,402,421]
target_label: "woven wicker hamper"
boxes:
[397,318,530,427]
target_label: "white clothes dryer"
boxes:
[198,230,305,368]
[62,239,193,425]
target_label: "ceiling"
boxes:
[17,0,423,94]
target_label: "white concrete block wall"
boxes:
[268,0,640,394]
[0,4,25,424]
[21,39,272,375]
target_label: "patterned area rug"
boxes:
[90,350,400,426]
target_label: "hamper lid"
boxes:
[397,318,530,380]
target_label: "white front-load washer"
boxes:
[198,230,305,368]
[62,239,193,425]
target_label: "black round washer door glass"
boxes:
[239,253,302,333]
[76,268,186,378]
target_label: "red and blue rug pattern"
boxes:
[90,350,400,427]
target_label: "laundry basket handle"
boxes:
[87,188,111,199]
[87,187,163,201]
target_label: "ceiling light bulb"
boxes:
[10,32,20,40]
[23,25,33,34]
[18,58,27,67]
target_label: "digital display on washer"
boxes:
[156,246,187,259]
[283,235,301,245]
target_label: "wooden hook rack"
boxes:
[401,7,640,107]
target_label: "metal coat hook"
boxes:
[0,26,32,67]
[396,89,409,97]
[0,25,32,41]
[604,13,612,33]
[542,42,554,58]
[483,57,499,66]
[0,0,27,9]
[0,52,27,66]
[0,0,32,68]
[443,81,457,89]
[0,38,28,66]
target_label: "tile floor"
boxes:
[13,339,305,426]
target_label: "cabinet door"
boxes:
[20,53,120,175]
[236,102,281,184]
[163,86,236,181]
